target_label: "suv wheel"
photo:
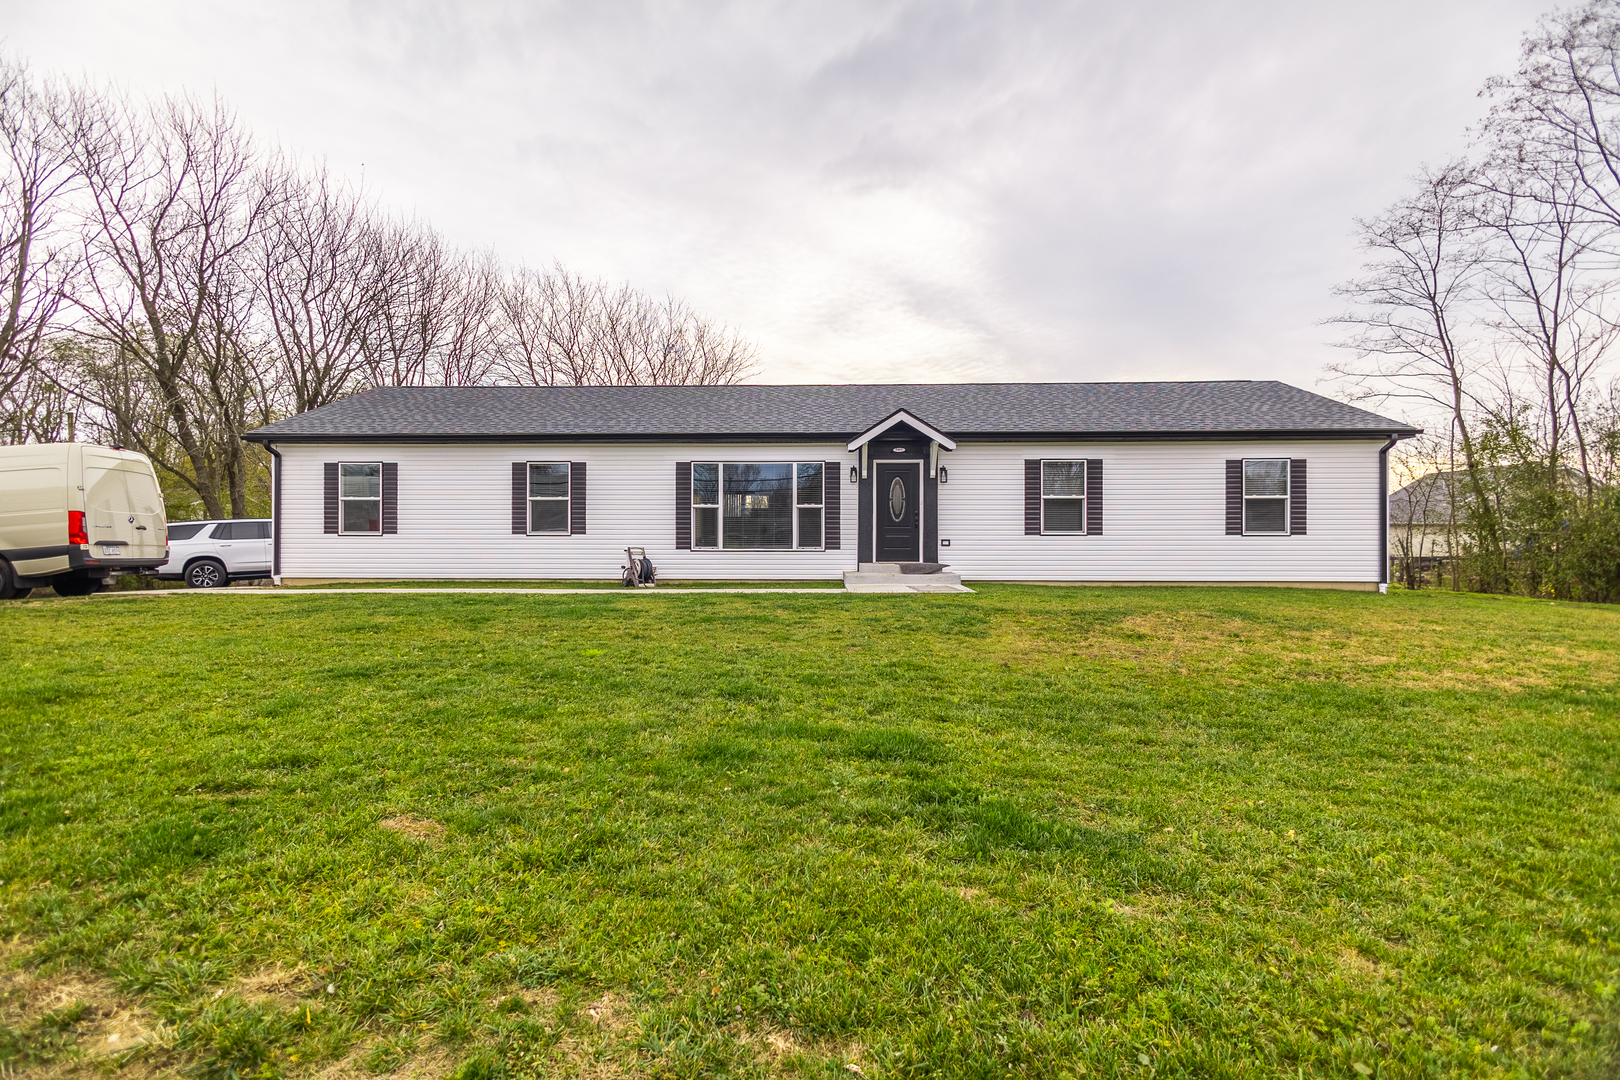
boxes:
[186,559,228,589]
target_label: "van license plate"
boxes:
[101,545,124,556]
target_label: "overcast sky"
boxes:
[3,0,1553,403]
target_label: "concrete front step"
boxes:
[844,582,975,593]
[844,573,964,586]
[843,564,972,593]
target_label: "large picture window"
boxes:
[527,462,571,534]
[1041,460,1086,533]
[1243,458,1290,534]
[691,462,825,550]
[339,462,381,534]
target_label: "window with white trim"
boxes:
[1243,458,1289,534]
[527,462,571,534]
[691,462,825,549]
[339,462,381,534]
[1041,460,1086,533]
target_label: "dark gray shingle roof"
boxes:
[244,382,1419,443]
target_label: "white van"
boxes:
[0,443,169,598]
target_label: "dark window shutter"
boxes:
[1085,459,1103,535]
[675,462,692,550]
[1024,460,1042,535]
[1290,459,1307,535]
[570,462,587,535]
[512,462,527,534]
[323,463,339,534]
[1225,460,1243,535]
[824,461,842,549]
[381,462,398,534]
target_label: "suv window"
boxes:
[167,523,208,541]
[210,522,235,540]
[247,521,272,539]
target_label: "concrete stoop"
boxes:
[842,562,974,593]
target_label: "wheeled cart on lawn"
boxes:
[620,547,658,587]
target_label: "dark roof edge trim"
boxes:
[244,427,1422,446]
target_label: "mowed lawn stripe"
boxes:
[0,586,1615,1078]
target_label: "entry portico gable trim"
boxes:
[846,409,958,453]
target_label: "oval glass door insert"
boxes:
[889,476,906,522]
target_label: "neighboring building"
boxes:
[1388,465,1601,565]
[241,381,1419,588]
[1389,470,1468,564]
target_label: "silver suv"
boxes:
[151,519,272,588]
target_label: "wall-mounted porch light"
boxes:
[938,466,949,484]
[849,465,858,484]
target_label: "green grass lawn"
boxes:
[0,586,1616,1079]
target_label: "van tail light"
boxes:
[68,511,89,545]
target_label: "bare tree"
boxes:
[493,263,757,386]
[1329,162,1508,582]
[1479,161,1619,503]
[5,57,762,522]
[58,86,277,516]
[257,162,383,413]
[0,56,75,434]
[1479,5,1620,505]
[360,220,501,387]
[495,263,599,385]
[1483,2,1620,234]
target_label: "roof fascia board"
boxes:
[243,427,1419,446]
[845,409,958,452]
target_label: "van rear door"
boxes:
[83,452,166,562]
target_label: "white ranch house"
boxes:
[241,381,1419,588]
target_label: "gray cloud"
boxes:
[3,0,1551,398]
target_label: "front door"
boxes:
[874,461,921,562]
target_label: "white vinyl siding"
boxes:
[275,439,1384,584]
[279,442,852,581]
[937,441,1381,583]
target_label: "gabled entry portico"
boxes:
[846,409,956,566]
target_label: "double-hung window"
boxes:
[1041,460,1086,533]
[1243,459,1290,534]
[691,462,825,549]
[527,462,571,534]
[339,462,381,534]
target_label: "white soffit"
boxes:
[846,409,957,452]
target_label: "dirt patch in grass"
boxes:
[581,992,633,1034]
[234,964,312,1008]
[379,814,446,841]
[731,1024,866,1074]
[0,945,168,1075]
[1337,946,1392,981]
[312,1042,457,1079]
